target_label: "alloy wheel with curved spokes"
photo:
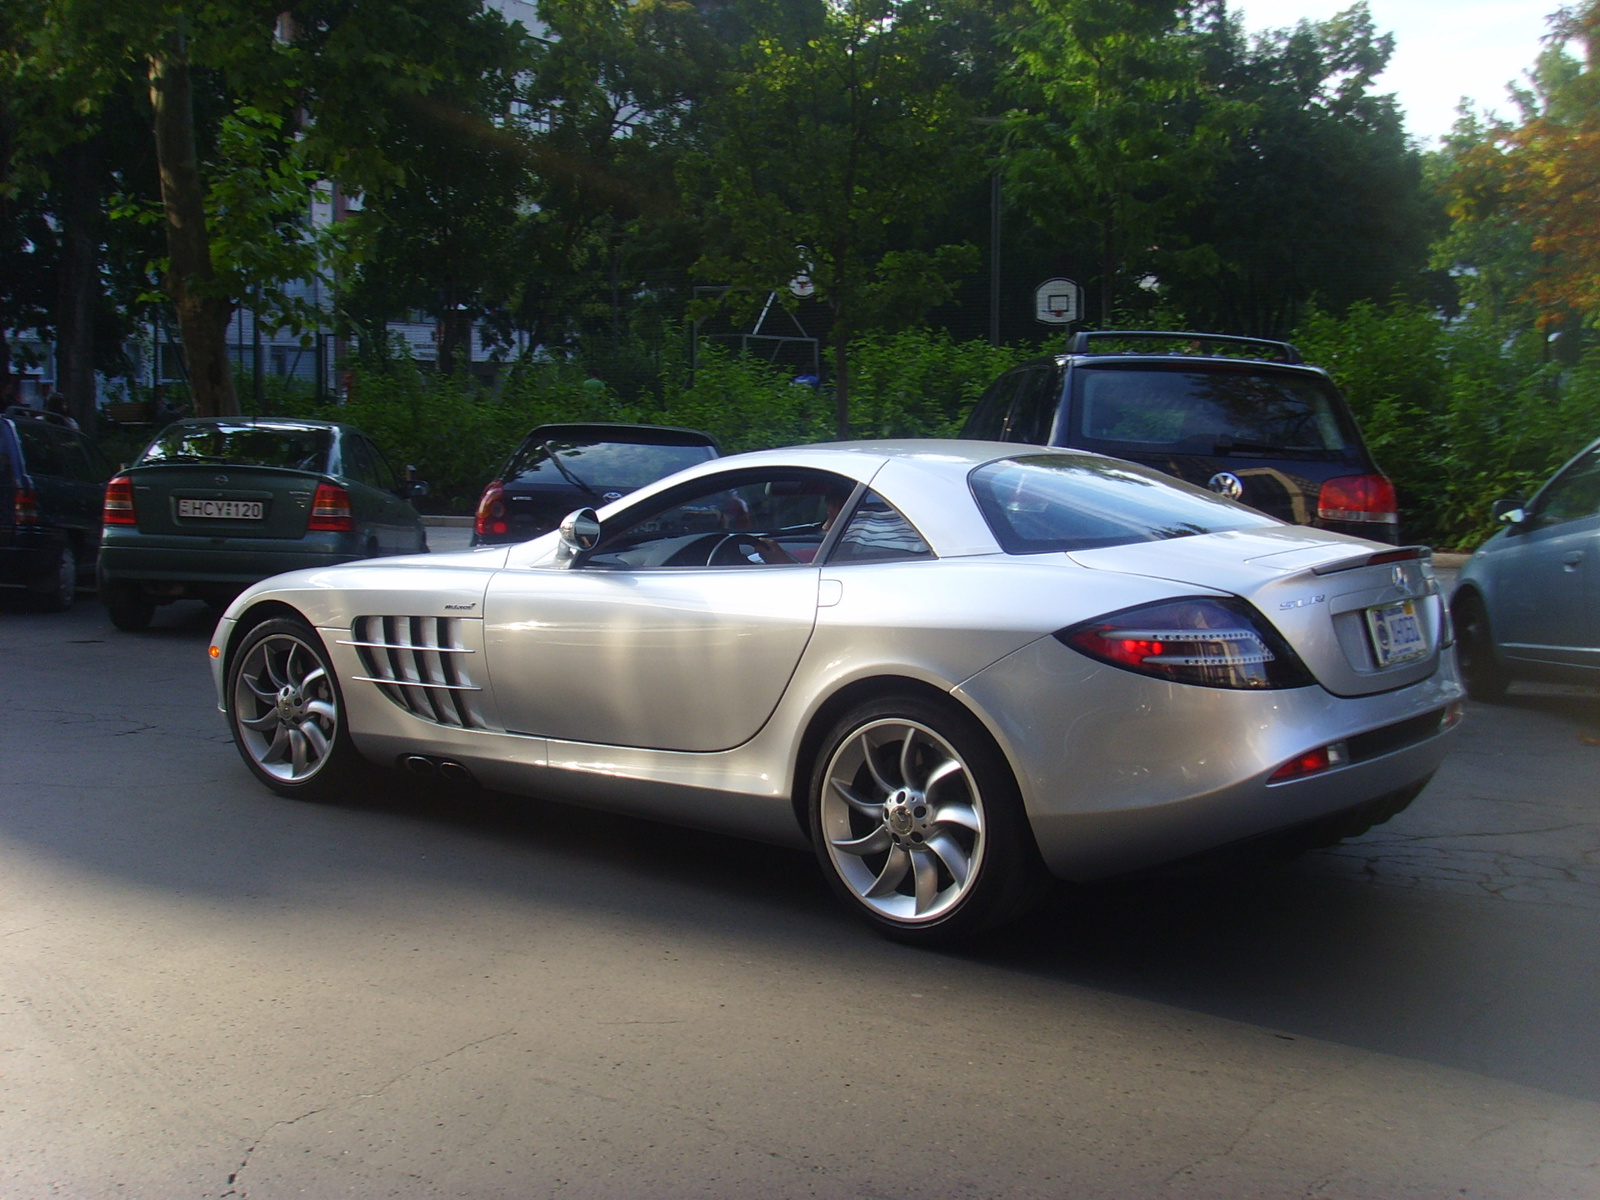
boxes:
[232,632,341,783]
[820,718,986,925]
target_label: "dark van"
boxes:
[0,407,108,609]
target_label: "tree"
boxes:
[1003,0,1238,326]
[1442,1,1600,331]
[692,0,980,437]
[1150,2,1441,337]
[8,0,530,415]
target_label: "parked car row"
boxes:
[15,331,1593,939]
[7,334,1594,709]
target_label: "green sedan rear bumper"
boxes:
[99,529,364,587]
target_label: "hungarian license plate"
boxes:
[178,498,264,521]
[1365,599,1428,667]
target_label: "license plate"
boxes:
[1365,599,1428,667]
[178,498,264,521]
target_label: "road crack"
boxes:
[220,1029,516,1196]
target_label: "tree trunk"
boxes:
[55,140,99,437]
[149,37,238,417]
[832,307,850,441]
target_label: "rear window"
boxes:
[140,424,333,471]
[1073,365,1352,456]
[504,437,715,490]
[970,454,1280,554]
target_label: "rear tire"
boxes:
[225,615,374,801]
[28,544,75,612]
[100,579,154,632]
[808,693,1050,945]
[1453,591,1509,702]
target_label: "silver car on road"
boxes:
[1453,435,1600,700]
[211,442,1462,942]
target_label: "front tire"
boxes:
[809,694,1049,944]
[226,616,371,800]
[1453,592,1510,702]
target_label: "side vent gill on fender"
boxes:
[340,616,485,729]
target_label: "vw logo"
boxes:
[1208,471,1244,500]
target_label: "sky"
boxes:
[1230,0,1566,145]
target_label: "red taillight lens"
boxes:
[15,487,41,526]
[1269,740,1349,782]
[102,476,136,526]
[475,480,507,537]
[1318,474,1398,524]
[1058,596,1314,690]
[308,482,354,532]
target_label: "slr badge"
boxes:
[1208,471,1244,500]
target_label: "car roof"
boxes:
[521,422,720,448]
[159,417,348,433]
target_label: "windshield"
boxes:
[970,453,1281,554]
[140,424,333,472]
[1073,365,1353,456]
[504,436,716,490]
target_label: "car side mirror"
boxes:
[555,507,601,568]
[1491,498,1526,527]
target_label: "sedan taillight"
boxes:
[475,480,507,537]
[1317,474,1398,525]
[308,482,354,532]
[14,487,41,526]
[1058,597,1314,690]
[102,476,136,526]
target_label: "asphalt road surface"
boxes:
[3,585,1599,1200]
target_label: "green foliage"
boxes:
[277,328,1029,510]
[846,329,1037,438]
[689,0,983,431]
[1294,300,1600,547]
[1005,0,1242,325]
[1153,4,1442,337]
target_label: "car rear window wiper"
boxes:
[541,441,604,502]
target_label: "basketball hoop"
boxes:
[1034,278,1081,325]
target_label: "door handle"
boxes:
[1562,550,1584,571]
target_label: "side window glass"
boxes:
[828,490,933,564]
[585,470,855,570]
[1530,448,1600,529]
[341,438,378,487]
[13,422,63,477]
[1004,368,1061,446]
[368,442,398,491]
[62,435,97,482]
[965,372,1023,441]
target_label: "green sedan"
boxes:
[98,417,429,631]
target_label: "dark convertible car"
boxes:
[98,417,428,630]
[473,422,719,546]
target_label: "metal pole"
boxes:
[989,172,1001,348]
[252,300,263,413]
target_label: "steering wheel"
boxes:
[707,532,768,566]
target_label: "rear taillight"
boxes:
[308,482,354,532]
[102,476,136,526]
[1269,740,1349,782]
[14,487,41,526]
[475,480,507,537]
[1318,474,1397,525]
[1058,596,1314,690]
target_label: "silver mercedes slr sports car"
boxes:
[210,441,1462,942]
